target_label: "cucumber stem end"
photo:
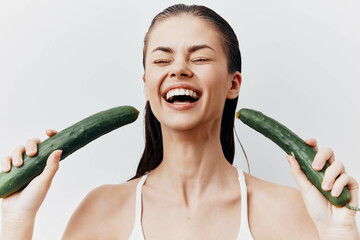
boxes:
[345,204,360,211]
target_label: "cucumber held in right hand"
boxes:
[0,105,139,198]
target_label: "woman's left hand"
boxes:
[287,138,359,240]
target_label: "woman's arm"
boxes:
[0,129,61,240]
[287,138,359,240]
[1,214,36,240]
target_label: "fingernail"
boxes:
[322,182,330,190]
[312,162,321,169]
[56,150,63,158]
[29,147,36,154]
[4,165,10,172]
[14,158,22,165]
[332,189,340,197]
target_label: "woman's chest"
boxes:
[140,189,243,240]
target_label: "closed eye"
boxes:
[192,57,210,62]
[153,59,171,64]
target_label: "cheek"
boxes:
[144,69,157,89]
[199,67,230,98]
[144,71,163,103]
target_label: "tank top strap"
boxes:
[235,167,254,240]
[135,174,148,226]
[128,174,148,240]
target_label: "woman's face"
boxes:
[143,15,241,132]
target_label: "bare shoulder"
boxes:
[244,173,320,239]
[62,177,142,240]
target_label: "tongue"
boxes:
[173,100,192,105]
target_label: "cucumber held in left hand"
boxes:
[236,108,359,211]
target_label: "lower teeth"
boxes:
[173,101,191,105]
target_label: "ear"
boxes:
[226,71,242,99]
[143,74,149,100]
[142,74,146,83]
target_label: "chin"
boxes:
[160,117,201,132]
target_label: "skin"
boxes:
[1,15,359,240]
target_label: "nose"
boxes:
[169,59,193,78]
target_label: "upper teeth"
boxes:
[165,88,199,100]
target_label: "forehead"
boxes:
[147,14,224,53]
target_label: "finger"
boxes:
[346,176,359,209]
[25,138,41,156]
[305,138,319,151]
[287,155,313,191]
[11,145,25,167]
[312,147,335,171]
[39,150,62,184]
[45,129,58,138]
[1,156,12,172]
[330,174,350,197]
[321,161,345,191]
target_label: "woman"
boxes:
[1,4,359,240]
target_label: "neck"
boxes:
[148,122,237,209]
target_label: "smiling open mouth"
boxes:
[164,88,201,104]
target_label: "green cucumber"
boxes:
[0,105,139,198]
[236,108,359,211]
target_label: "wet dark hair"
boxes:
[128,4,241,181]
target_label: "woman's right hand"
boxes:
[1,129,62,220]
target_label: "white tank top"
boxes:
[128,166,254,240]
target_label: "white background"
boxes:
[0,0,359,238]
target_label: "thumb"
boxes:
[39,150,62,184]
[15,150,63,214]
[287,155,313,192]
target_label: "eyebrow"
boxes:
[151,44,215,54]
[188,44,215,53]
[151,46,173,54]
